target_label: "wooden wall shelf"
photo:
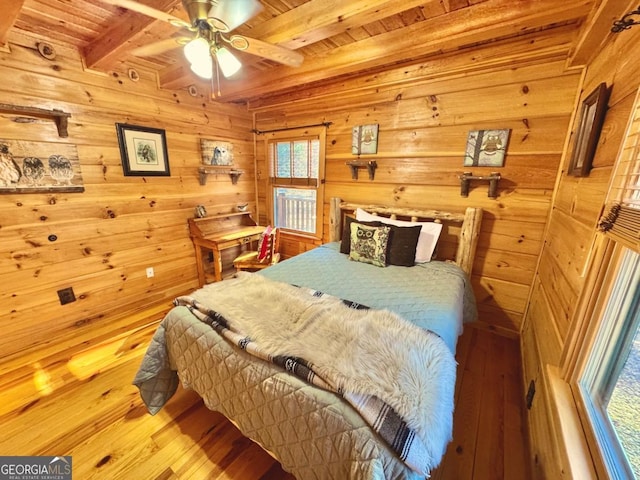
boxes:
[198,166,244,185]
[459,171,501,198]
[0,103,71,137]
[346,160,377,180]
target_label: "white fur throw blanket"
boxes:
[185,272,457,476]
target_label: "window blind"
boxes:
[268,138,320,187]
[598,87,640,252]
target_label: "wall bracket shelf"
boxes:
[198,166,244,185]
[0,103,71,137]
[459,171,501,198]
[346,160,377,180]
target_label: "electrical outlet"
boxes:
[57,287,76,305]
[146,267,154,278]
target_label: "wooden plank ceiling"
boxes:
[3,0,598,104]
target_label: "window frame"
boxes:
[262,126,326,239]
[566,238,639,479]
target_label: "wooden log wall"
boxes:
[252,26,583,337]
[0,31,255,367]
[521,5,640,478]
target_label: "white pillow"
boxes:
[355,208,443,262]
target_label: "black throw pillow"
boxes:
[387,224,422,266]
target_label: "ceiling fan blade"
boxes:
[97,0,191,28]
[130,37,189,57]
[240,37,304,67]
[207,0,264,32]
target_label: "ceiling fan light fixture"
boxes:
[215,45,241,78]
[189,55,213,79]
[183,36,211,65]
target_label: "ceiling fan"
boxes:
[98,0,303,82]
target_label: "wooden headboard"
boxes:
[329,198,482,276]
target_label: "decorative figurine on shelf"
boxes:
[236,203,248,212]
[195,205,207,218]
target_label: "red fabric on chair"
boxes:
[257,225,273,262]
[233,227,280,272]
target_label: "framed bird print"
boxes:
[464,129,511,167]
[352,124,379,155]
[0,139,84,193]
[116,123,170,176]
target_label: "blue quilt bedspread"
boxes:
[259,242,477,353]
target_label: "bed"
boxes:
[133,198,482,479]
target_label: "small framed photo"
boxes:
[464,129,510,167]
[116,123,170,176]
[352,124,379,155]
[568,82,610,177]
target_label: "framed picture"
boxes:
[352,124,379,155]
[569,83,609,177]
[0,139,84,193]
[116,123,170,176]
[200,139,234,166]
[568,82,610,177]
[464,129,510,167]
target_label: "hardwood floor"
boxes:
[0,308,529,479]
[431,325,530,480]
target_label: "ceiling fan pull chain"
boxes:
[213,58,222,97]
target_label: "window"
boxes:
[265,127,325,237]
[567,86,640,479]
[578,246,639,479]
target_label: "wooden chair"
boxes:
[233,226,281,272]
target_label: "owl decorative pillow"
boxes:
[349,223,391,267]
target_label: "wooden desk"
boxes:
[188,212,264,286]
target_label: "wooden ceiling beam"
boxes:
[243,0,445,50]
[218,0,592,102]
[158,0,445,91]
[247,26,577,111]
[0,0,25,48]
[83,0,182,71]
[568,0,636,67]
[442,0,472,13]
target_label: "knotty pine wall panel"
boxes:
[253,48,582,335]
[524,26,640,357]
[520,16,640,480]
[0,32,254,363]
